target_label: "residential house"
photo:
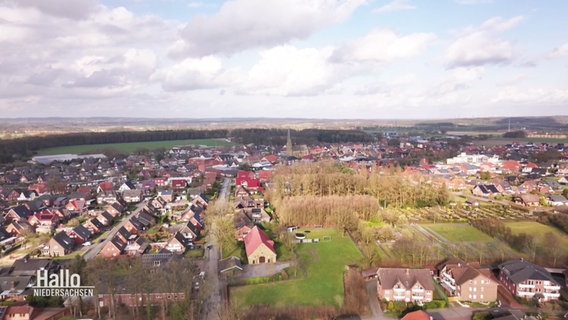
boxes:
[84,218,105,234]
[99,237,126,258]
[15,190,38,202]
[105,202,125,218]
[9,258,57,276]
[118,181,137,192]
[96,211,114,227]
[192,193,209,208]
[122,189,143,203]
[472,184,500,198]
[243,226,276,264]
[28,210,59,234]
[0,276,33,301]
[97,190,120,205]
[4,206,32,223]
[158,190,173,202]
[547,195,568,206]
[165,232,193,254]
[498,259,561,302]
[47,232,74,256]
[177,221,200,241]
[5,221,34,237]
[66,225,92,245]
[218,256,243,276]
[124,216,146,234]
[401,310,433,320]
[115,226,134,244]
[124,237,148,256]
[437,259,497,302]
[514,194,541,207]
[376,268,434,304]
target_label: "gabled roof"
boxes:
[243,226,275,256]
[8,205,32,219]
[108,237,126,251]
[401,310,432,320]
[116,226,131,240]
[10,258,54,276]
[71,225,91,240]
[52,232,74,251]
[498,259,559,285]
[377,268,434,291]
[87,218,105,230]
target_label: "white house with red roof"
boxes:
[244,226,276,264]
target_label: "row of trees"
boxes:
[470,218,564,266]
[82,256,201,320]
[230,128,374,146]
[269,161,449,208]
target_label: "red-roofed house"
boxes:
[244,226,276,264]
[401,310,432,320]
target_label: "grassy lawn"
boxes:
[424,223,494,242]
[231,229,364,308]
[505,221,568,252]
[37,138,234,155]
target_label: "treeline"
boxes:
[84,256,200,320]
[470,218,565,266]
[0,129,229,162]
[272,195,379,227]
[0,128,375,163]
[470,218,535,254]
[540,213,568,234]
[269,161,449,208]
[230,128,374,146]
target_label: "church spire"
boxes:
[286,129,293,156]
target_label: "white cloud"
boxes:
[549,43,568,57]
[241,45,338,96]
[373,0,416,14]
[10,0,100,20]
[491,86,568,105]
[333,28,436,63]
[453,0,492,4]
[445,16,523,67]
[154,56,226,91]
[174,0,365,57]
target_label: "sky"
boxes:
[1,0,567,120]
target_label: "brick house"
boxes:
[244,226,276,264]
[376,268,434,304]
[498,259,561,302]
[437,259,497,302]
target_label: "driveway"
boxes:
[237,261,290,279]
[362,279,391,320]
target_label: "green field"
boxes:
[471,137,568,147]
[505,221,568,252]
[37,138,234,155]
[423,223,494,242]
[231,229,364,308]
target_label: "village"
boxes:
[0,131,566,319]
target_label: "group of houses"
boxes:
[371,258,562,305]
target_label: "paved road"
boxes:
[202,177,231,320]
[82,201,147,260]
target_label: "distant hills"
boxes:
[0,116,566,139]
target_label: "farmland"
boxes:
[37,138,234,155]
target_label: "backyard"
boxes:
[230,228,364,308]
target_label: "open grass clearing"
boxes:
[231,228,364,308]
[37,138,234,155]
[423,223,494,242]
[505,221,568,252]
